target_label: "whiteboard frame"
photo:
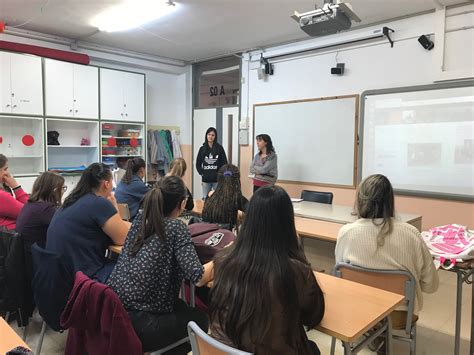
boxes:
[253,94,360,188]
[360,80,474,202]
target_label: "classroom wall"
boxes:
[240,7,474,230]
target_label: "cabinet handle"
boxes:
[124,104,126,107]
[12,105,17,108]
[121,113,124,116]
[125,113,128,117]
[75,109,78,113]
[11,93,14,97]
[6,104,10,108]
[73,99,76,102]
[69,109,73,112]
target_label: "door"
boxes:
[123,72,145,122]
[10,53,43,115]
[0,52,12,114]
[193,106,241,198]
[100,68,124,121]
[0,116,12,154]
[73,64,99,119]
[44,59,74,117]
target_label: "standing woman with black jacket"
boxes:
[196,127,228,199]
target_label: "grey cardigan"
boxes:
[250,152,278,185]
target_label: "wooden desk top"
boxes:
[314,272,404,342]
[0,317,30,353]
[293,201,422,230]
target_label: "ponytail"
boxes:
[129,175,187,256]
[63,163,112,208]
[121,157,146,185]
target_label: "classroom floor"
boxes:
[8,237,472,355]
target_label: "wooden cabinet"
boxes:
[45,59,99,119]
[100,68,145,122]
[0,52,43,116]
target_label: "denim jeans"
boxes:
[202,182,218,200]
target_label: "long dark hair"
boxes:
[356,174,395,246]
[256,134,275,154]
[202,164,242,228]
[129,176,187,256]
[209,186,309,349]
[29,172,65,206]
[63,163,112,208]
[121,157,146,184]
[203,127,218,149]
[0,154,7,169]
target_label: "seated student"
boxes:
[46,163,130,283]
[167,157,194,212]
[201,164,248,230]
[335,174,439,330]
[115,157,150,219]
[107,176,213,354]
[209,185,325,355]
[0,154,29,230]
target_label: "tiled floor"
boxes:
[7,237,472,354]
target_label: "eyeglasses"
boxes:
[62,186,68,192]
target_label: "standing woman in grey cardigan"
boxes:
[250,134,278,193]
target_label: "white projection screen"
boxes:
[254,95,358,187]
[361,82,474,200]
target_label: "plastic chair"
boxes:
[117,203,131,221]
[332,262,417,355]
[187,321,253,355]
[300,190,333,204]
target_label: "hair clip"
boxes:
[223,171,233,177]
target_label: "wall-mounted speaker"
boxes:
[418,35,434,50]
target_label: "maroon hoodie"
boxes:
[60,271,142,355]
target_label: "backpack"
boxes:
[188,223,235,264]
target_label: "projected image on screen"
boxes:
[362,85,474,198]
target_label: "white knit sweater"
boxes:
[335,218,439,314]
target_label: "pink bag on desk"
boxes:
[421,224,474,262]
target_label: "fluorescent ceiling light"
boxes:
[92,0,177,32]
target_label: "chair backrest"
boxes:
[333,262,416,334]
[187,321,252,355]
[117,203,131,221]
[300,190,333,204]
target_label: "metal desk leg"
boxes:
[471,269,474,355]
[386,316,393,355]
[455,269,463,355]
[343,341,352,355]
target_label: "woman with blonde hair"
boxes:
[167,157,194,211]
[335,174,438,346]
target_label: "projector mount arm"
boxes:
[383,26,395,48]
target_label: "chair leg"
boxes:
[22,322,28,341]
[330,337,336,355]
[5,311,11,322]
[36,321,47,355]
[410,324,417,355]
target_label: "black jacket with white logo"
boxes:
[196,143,228,183]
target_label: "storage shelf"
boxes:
[102,135,143,139]
[48,145,98,148]
[102,155,142,158]
[9,155,43,158]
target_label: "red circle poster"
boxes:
[22,135,35,146]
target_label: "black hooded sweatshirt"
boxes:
[196,131,228,183]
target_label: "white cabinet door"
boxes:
[73,64,99,119]
[45,59,74,117]
[10,53,43,115]
[100,68,124,121]
[123,72,145,122]
[0,52,12,114]
[15,176,37,194]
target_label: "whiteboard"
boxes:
[361,81,474,200]
[253,95,358,187]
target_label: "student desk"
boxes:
[0,317,31,354]
[315,272,404,355]
[293,201,422,231]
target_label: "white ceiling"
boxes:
[0,0,468,62]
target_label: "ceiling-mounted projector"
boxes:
[291,0,361,37]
